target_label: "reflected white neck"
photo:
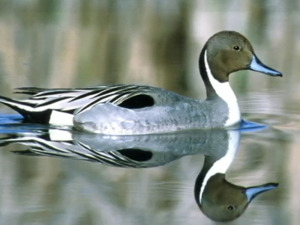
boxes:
[199,130,240,203]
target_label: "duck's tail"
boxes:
[0,96,33,115]
[0,96,49,123]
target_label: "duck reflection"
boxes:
[194,130,278,222]
[0,127,277,222]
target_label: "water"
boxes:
[0,91,297,225]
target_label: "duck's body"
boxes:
[0,85,230,134]
[0,31,282,134]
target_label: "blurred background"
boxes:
[0,0,299,225]
[0,0,297,98]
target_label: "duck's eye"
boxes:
[233,46,241,51]
[227,205,235,211]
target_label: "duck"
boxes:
[0,31,282,135]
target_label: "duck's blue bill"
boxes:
[250,55,282,77]
[245,183,278,202]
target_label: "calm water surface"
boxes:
[0,91,298,225]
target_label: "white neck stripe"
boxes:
[203,50,241,126]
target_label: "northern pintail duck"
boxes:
[0,31,282,134]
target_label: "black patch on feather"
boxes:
[117,149,153,161]
[118,94,154,109]
[22,110,52,123]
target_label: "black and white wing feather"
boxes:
[0,85,156,123]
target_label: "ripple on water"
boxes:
[239,90,300,134]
